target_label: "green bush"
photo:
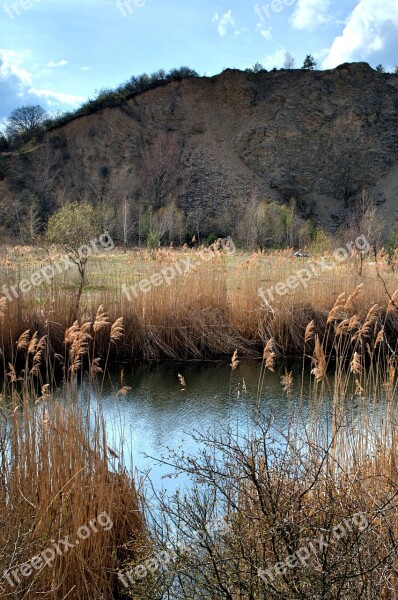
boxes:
[385,229,398,264]
[146,231,160,249]
[308,227,330,253]
[207,233,218,246]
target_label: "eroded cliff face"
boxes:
[1,62,398,233]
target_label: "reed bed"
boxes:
[0,398,147,599]
[1,245,397,364]
[0,304,149,600]
[2,275,398,597]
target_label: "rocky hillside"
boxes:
[1,62,398,239]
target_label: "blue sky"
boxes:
[1,0,397,121]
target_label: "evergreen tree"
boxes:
[302,55,317,70]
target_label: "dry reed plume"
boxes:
[1,245,398,364]
[0,305,148,599]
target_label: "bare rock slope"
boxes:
[1,62,398,231]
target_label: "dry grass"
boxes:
[0,398,147,599]
[1,244,398,364]
[0,302,148,599]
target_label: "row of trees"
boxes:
[8,188,397,261]
[247,53,316,73]
[247,54,398,73]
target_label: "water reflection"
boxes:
[62,361,316,493]
[57,360,391,496]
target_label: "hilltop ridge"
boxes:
[1,62,397,240]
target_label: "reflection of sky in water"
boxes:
[61,361,391,496]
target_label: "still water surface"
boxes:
[67,361,322,493]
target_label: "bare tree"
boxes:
[30,144,62,220]
[132,418,398,599]
[188,205,205,244]
[239,191,261,249]
[351,189,384,273]
[6,105,46,140]
[121,197,134,251]
[360,207,384,260]
[151,201,185,245]
[18,191,42,243]
[283,52,295,70]
[325,115,362,208]
[131,200,146,247]
[139,131,186,209]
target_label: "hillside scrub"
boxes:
[2,67,200,150]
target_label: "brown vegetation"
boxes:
[0,398,147,599]
[2,280,398,597]
[1,245,398,365]
[0,307,148,600]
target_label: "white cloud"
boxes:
[0,49,32,87]
[314,48,330,63]
[212,10,237,37]
[323,0,398,68]
[291,0,331,31]
[0,49,85,118]
[81,66,90,71]
[256,22,272,40]
[47,60,68,68]
[30,88,85,105]
[262,48,287,70]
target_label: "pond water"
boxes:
[67,361,327,494]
